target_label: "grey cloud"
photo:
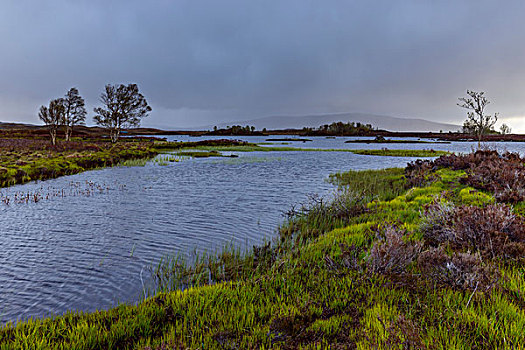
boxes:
[1,1,525,129]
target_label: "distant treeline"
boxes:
[301,121,375,136]
[207,122,376,136]
[207,125,265,136]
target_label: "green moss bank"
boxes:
[0,141,157,188]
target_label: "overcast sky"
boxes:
[1,1,525,130]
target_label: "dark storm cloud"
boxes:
[1,0,525,129]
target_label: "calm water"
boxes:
[1,136,524,324]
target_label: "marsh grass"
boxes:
[350,149,450,157]
[152,154,187,165]
[149,245,260,295]
[0,181,122,205]
[0,140,157,188]
[279,189,371,244]
[117,158,148,167]
[328,167,406,201]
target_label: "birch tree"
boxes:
[38,98,65,146]
[93,84,151,143]
[63,87,87,141]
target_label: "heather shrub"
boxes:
[324,243,364,272]
[368,226,422,274]
[420,202,525,261]
[406,150,525,203]
[454,204,516,254]
[418,247,499,292]
[383,315,426,350]
[404,159,437,188]
[419,200,456,247]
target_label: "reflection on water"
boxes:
[1,136,524,324]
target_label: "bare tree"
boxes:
[457,90,498,148]
[63,87,87,141]
[500,123,511,135]
[93,84,151,143]
[38,98,65,145]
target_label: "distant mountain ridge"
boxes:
[2,112,461,133]
[197,113,460,133]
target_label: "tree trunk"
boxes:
[110,128,120,143]
[477,131,482,149]
[50,129,57,146]
[65,126,71,142]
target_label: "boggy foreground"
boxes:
[2,150,525,348]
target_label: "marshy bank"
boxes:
[2,150,525,348]
[0,138,252,188]
[0,138,156,188]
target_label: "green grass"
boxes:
[328,167,406,201]
[349,149,450,157]
[0,144,157,188]
[2,152,524,349]
[345,139,451,144]
[118,158,149,167]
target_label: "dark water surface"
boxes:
[1,136,524,324]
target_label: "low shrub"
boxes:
[368,226,422,275]
[420,201,525,261]
[419,200,456,246]
[417,247,499,292]
[406,150,525,203]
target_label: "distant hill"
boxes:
[1,112,461,133]
[0,121,40,129]
[198,113,460,133]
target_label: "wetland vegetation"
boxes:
[349,149,450,157]
[2,149,525,348]
[0,138,252,187]
[0,138,157,188]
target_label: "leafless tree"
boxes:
[38,98,65,145]
[457,90,498,148]
[93,84,151,143]
[63,87,87,141]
